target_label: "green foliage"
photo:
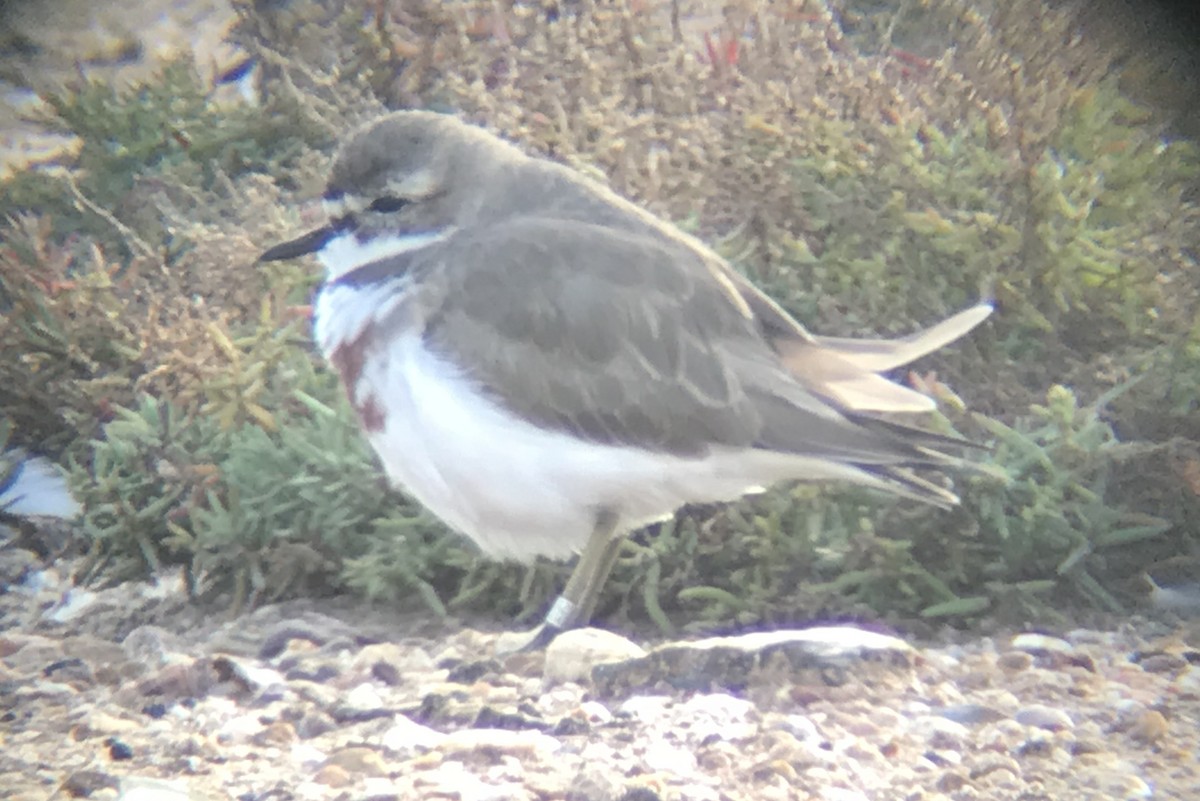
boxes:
[73,394,229,585]
[6,0,1197,631]
[0,54,333,456]
[71,361,461,612]
[743,76,1199,357]
[959,384,1170,613]
[0,57,331,258]
[0,222,145,455]
[1017,83,1198,338]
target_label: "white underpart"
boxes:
[359,338,895,561]
[313,279,408,357]
[313,228,901,562]
[313,230,453,351]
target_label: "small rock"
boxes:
[543,628,647,686]
[256,720,298,746]
[1128,710,1168,744]
[43,657,96,687]
[46,587,100,623]
[61,770,119,797]
[822,788,869,801]
[439,728,562,757]
[996,651,1033,672]
[415,759,530,801]
[294,709,338,739]
[1014,704,1074,732]
[0,633,63,672]
[619,695,673,721]
[344,681,387,711]
[912,714,970,748]
[567,764,623,801]
[216,712,265,744]
[934,704,1006,726]
[1170,665,1200,697]
[354,642,435,685]
[120,626,177,669]
[594,627,913,699]
[332,682,395,723]
[107,738,134,760]
[676,692,758,742]
[616,786,664,801]
[969,754,1022,781]
[1136,652,1187,673]
[641,739,697,774]
[211,655,287,695]
[325,746,389,777]
[380,714,448,753]
[115,776,191,801]
[1010,633,1073,655]
[777,715,821,742]
[314,764,354,788]
[1078,767,1154,800]
[78,711,142,737]
[578,700,614,724]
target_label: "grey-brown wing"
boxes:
[417,217,925,463]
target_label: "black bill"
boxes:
[258,224,341,262]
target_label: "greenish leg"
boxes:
[519,509,624,651]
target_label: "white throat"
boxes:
[317,228,455,282]
[311,227,454,358]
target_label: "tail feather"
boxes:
[811,303,994,372]
[773,303,993,413]
[871,466,961,509]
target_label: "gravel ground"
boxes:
[3,520,1200,801]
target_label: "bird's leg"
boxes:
[553,508,625,627]
[514,509,624,652]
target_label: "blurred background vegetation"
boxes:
[1,0,1197,635]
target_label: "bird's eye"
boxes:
[368,195,408,213]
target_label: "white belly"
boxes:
[349,333,873,562]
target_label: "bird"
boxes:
[0,449,80,520]
[259,110,991,646]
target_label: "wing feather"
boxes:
[407,216,974,497]
[418,218,818,456]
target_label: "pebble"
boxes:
[439,727,563,757]
[354,642,436,683]
[996,650,1033,671]
[379,714,447,753]
[542,627,647,686]
[1010,633,1073,655]
[4,540,1199,801]
[114,776,190,801]
[777,714,822,741]
[325,746,389,777]
[1128,710,1169,743]
[1014,705,1074,732]
[934,703,1006,725]
[1171,665,1200,697]
[641,739,698,774]
[676,692,759,742]
[313,763,353,787]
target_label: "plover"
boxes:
[260,111,991,644]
